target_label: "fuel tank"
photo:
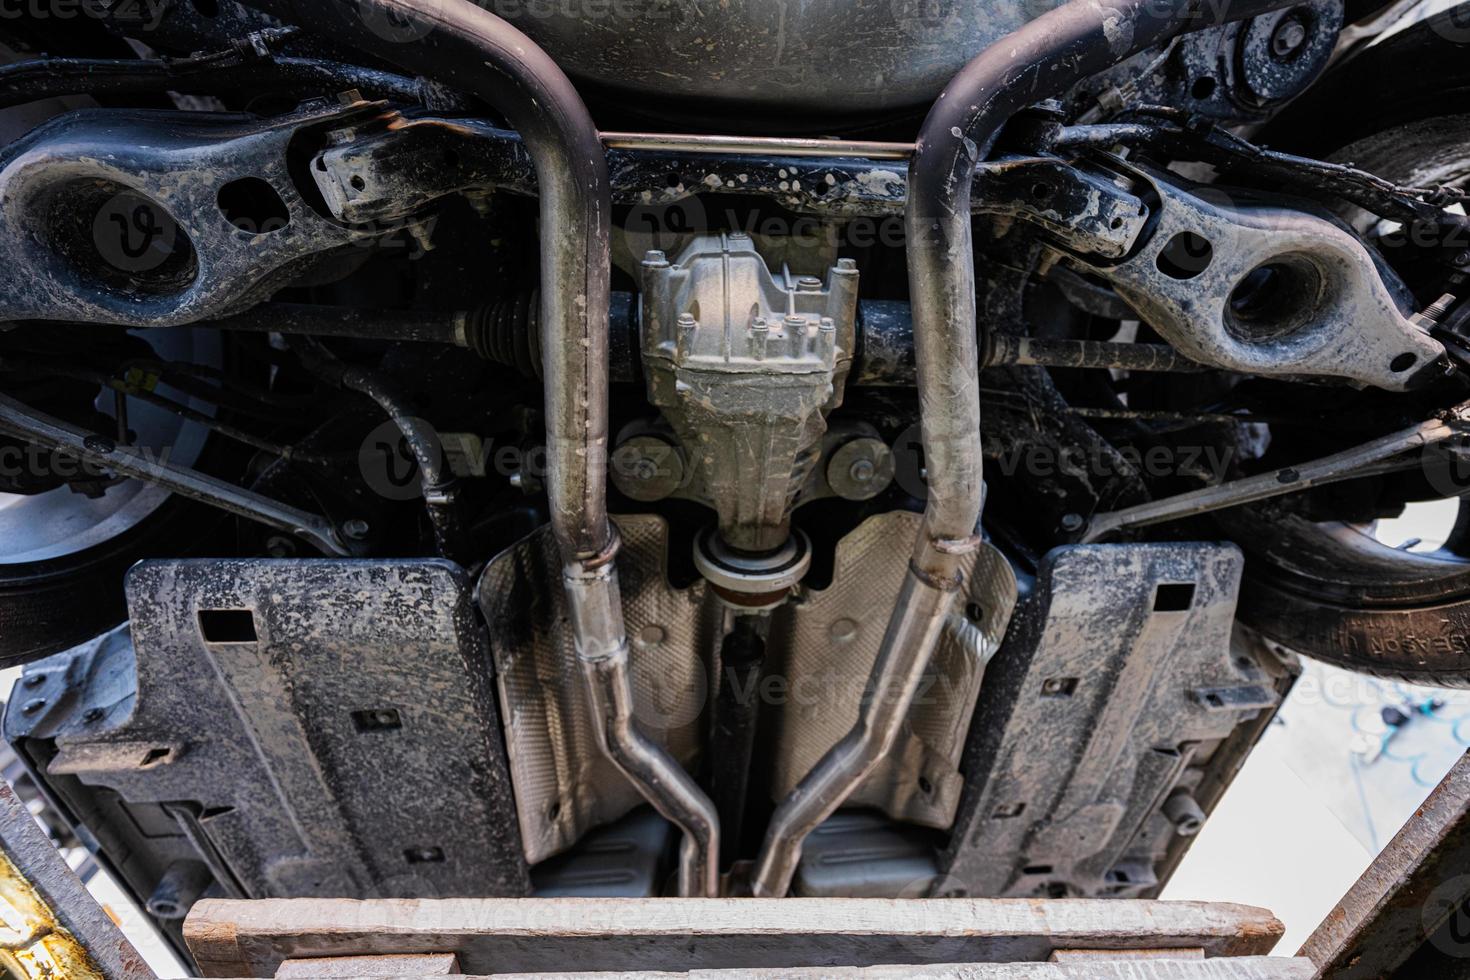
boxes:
[497,0,1068,123]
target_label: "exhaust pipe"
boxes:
[749,0,1301,898]
[249,0,719,896]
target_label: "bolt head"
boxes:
[848,459,876,483]
[83,434,115,454]
[1060,513,1085,532]
[342,518,371,540]
[1270,17,1307,58]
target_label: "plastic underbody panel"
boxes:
[2,530,1291,968]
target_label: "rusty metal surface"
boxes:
[1300,750,1470,979]
[478,511,1018,864]
[0,780,155,979]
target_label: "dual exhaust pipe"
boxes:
[263,0,1300,897]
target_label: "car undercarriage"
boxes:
[2,0,1470,969]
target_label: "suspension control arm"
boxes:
[0,392,355,557]
[1080,400,1470,543]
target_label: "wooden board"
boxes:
[185,898,1284,977]
[1299,750,1470,979]
[0,781,155,980]
[223,958,1318,980]
[274,954,460,977]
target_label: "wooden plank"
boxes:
[1051,947,1205,960]
[1299,749,1470,979]
[0,781,156,980]
[275,954,460,977]
[185,898,1285,977]
[214,957,1319,979]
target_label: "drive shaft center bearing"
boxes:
[694,528,812,609]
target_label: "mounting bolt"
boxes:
[611,436,684,503]
[797,275,823,292]
[826,438,894,501]
[1060,512,1085,533]
[642,249,668,267]
[1454,249,1470,268]
[751,316,771,359]
[1270,16,1307,59]
[83,434,115,455]
[342,519,371,541]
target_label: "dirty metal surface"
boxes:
[509,0,1072,118]
[477,515,718,866]
[638,235,860,551]
[939,543,1294,899]
[4,560,529,930]
[1085,167,1442,391]
[769,510,1017,829]
[321,111,1149,234]
[477,511,1018,864]
[0,103,394,327]
[1299,749,1470,979]
[0,779,154,979]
